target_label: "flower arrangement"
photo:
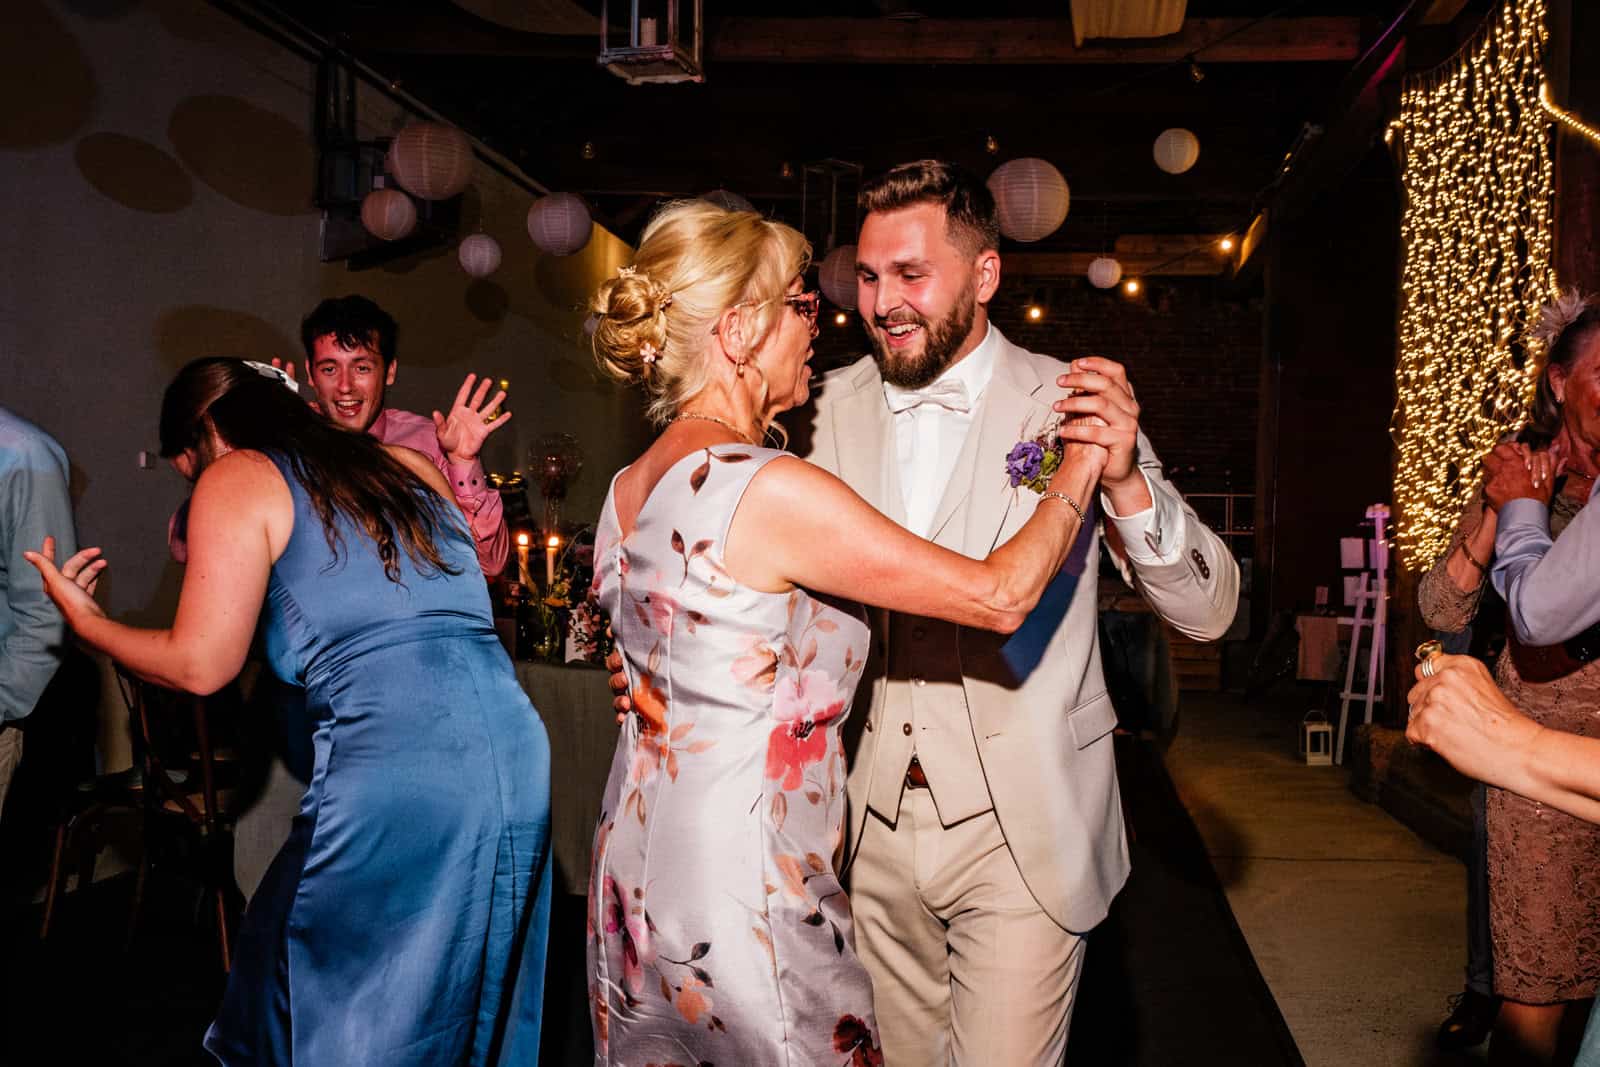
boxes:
[552,527,614,664]
[1004,419,1066,494]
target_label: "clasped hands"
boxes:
[1481,439,1565,512]
[1052,356,1152,515]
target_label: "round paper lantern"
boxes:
[1087,256,1123,289]
[818,244,858,310]
[386,121,473,200]
[986,158,1070,243]
[457,234,502,278]
[360,188,416,241]
[527,193,592,256]
[1153,128,1200,175]
[701,188,754,213]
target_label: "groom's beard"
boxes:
[872,278,978,389]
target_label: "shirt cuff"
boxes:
[1100,469,1187,566]
[1498,497,1550,536]
[445,457,492,513]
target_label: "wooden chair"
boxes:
[114,668,241,972]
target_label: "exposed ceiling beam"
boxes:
[705,17,1363,66]
[1421,0,1471,25]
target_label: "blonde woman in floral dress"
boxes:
[583,200,1112,1065]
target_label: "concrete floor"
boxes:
[1162,688,1489,1067]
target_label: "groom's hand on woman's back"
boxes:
[606,647,631,725]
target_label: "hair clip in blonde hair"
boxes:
[617,265,637,277]
[660,293,674,310]
[639,341,659,365]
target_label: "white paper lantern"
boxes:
[527,193,592,256]
[386,121,474,201]
[986,158,1070,242]
[1087,256,1123,289]
[1153,128,1201,175]
[458,233,502,278]
[701,188,754,213]
[818,244,858,310]
[360,188,416,241]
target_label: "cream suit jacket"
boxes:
[797,332,1239,933]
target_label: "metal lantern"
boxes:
[819,244,858,310]
[458,234,503,278]
[598,0,704,85]
[1087,256,1123,289]
[386,121,474,201]
[701,188,754,213]
[1153,128,1201,175]
[360,187,417,241]
[527,193,592,256]
[986,158,1070,243]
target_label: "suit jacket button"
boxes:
[865,720,873,732]
[902,722,912,736]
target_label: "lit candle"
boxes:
[546,535,560,589]
[515,531,533,588]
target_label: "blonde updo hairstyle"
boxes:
[590,200,812,430]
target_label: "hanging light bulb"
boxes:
[1187,56,1205,84]
[581,141,596,160]
[984,133,1000,155]
[1124,279,1141,296]
[1219,235,1235,253]
[834,311,849,326]
[780,161,795,179]
[1026,287,1046,320]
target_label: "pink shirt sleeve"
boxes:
[370,409,509,576]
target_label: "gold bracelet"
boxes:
[1459,538,1488,573]
[1040,490,1086,523]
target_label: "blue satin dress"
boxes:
[205,453,552,1066]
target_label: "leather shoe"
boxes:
[1436,988,1500,1051]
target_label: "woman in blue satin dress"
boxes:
[25,357,552,1065]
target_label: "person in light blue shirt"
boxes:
[0,406,76,816]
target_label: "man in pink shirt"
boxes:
[298,295,510,576]
[168,298,511,576]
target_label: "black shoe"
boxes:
[1436,988,1500,1051]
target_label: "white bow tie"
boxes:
[883,379,972,415]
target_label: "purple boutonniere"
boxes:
[1004,420,1065,494]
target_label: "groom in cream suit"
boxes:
[798,160,1238,1064]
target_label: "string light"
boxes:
[1540,81,1600,148]
[1219,236,1235,252]
[834,311,848,326]
[1123,279,1141,296]
[1390,0,1556,571]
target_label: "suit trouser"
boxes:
[849,787,1086,1066]
[0,724,21,821]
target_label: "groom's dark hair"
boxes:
[858,160,1000,259]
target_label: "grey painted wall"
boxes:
[1,0,648,631]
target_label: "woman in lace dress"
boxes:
[1417,293,1600,1064]
[580,201,1110,1065]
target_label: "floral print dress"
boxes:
[588,444,882,1066]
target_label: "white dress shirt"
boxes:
[885,325,1181,562]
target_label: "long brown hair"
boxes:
[159,357,462,582]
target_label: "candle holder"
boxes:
[530,432,583,539]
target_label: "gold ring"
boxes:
[1414,640,1442,663]
[483,413,499,424]
[1420,658,1437,678]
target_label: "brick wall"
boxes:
[811,275,1263,496]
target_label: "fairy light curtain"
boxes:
[1390,0,1557,571]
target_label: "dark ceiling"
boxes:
[237,0,1482,257]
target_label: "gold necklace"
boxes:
[671,412,754,445]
